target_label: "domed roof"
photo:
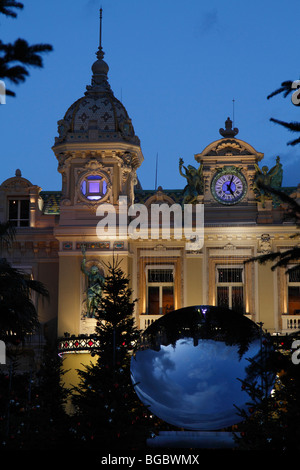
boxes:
[54,41,140,147]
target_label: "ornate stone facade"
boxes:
[0,19,299,382]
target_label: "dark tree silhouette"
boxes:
[72,257,154,450]
[245,185,300,275]
[0,222,49,343]
[0,0,53,97]
[0,0,23,17]
[0,221,15,253]
[267,80,295,100]
[268,79,300,146]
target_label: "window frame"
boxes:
[8,197,30,227]
[287,266,300,315]
[215,264,244,312]
[145,264,175,315]
[80,174,108,201]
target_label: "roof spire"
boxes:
[97,7,103,59]
[88,7,110,91]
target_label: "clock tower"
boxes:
[195,117,264,223]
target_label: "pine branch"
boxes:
[287,135,300,146]
[267,79,300,146]
[270,118,300,133]
[267,80,294,100]
[245,185,300,272]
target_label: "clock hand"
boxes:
[226,176,235,195]
[226,182,234,194]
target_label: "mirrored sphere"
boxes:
[131,306,273,430]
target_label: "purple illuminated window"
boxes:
[81,175,107,201]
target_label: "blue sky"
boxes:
[0,0,299,191]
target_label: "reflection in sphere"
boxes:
[131,306,273,431]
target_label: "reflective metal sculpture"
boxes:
[131,306,273,430]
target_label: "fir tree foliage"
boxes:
[244,186,300,275]
[0,346,71,449]
[18,345,71,449]
[234,333,300,451]
[237,84,300,447]
[268,79,300,146]
[72,258,154,450]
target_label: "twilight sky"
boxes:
[1,0,299,192]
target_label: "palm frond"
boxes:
[0,221,15,254]
[0,0,23,18]
[0,62,28,83]
[11,39,53,67]
[0,258,49,341]
[0,36,52,96]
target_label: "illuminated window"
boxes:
[81,175,107,201]
[8,199,30,227]
[216,266,244,313]
[146,267,174,315]
[288,267,300,315]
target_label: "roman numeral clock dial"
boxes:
[211,167,247,205]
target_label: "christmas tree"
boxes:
[0,344,71,449]
[234,331,300,451]
[20,344,71,449]
[71,257,155,450]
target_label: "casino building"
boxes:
[0,18,299,383]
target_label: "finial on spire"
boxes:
[219,117,239,138]
[99,7,103,51]
[89,6,110,90]
[96,7,104,60]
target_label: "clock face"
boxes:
[212,170,247,205]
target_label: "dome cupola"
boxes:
[53,9,140,148]
[52,9,143,211]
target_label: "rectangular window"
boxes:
[288,267,300,314]
[148,286,159,315]
[146,267,174,315]
[148,269,174,283]
[216,266,244,313]
[8,199,30,227]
